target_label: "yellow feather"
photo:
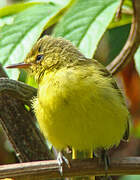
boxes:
[32,63,128,151]
[8,35,130,180]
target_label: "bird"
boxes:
[7,35,130,178]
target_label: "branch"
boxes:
[0,65,53,161]
[0,78,37,106]
[115,0,125,20]
[0,157,140,179]
[107,0,140,75]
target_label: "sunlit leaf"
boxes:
[0,2,40,17]
[53,0,119,58]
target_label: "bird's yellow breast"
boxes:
[32,64,129,151]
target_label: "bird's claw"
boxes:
[101,150,110,171]
[57,152,71,176]
[99,150,112,180]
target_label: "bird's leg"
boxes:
[99,150,112,180]
[101,150,110,171]
[57,151,71,175]
[93,152,96,158]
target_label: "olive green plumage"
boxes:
[23,35,129,152]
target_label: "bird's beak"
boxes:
[6,62,31,69]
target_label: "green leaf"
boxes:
[53,0,119,58]
[107,24,130,64]
[120,175,140,180]
[0,2,41,17]
[109,13,132,29]
[25,0,71,7]
[134,46,140,76]
[0,15,15,27]
[0,2,36,28]
[123,0,132,8]
[0,2,69,79]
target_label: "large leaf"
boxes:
[53,0,119,58]
[0,2,41,17]
[25,0,71,6]
[135,46,140,76]
[0,15,15,27]
[107,24,130,64]
[0,3,39,28]
[0,2,70,79]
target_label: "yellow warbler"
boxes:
[7,35,130,177]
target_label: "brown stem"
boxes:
[0,65,53,162]
[115,0,125,20]
[107,0,140,75]
[0,157,140,179]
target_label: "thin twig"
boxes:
[107,0,140,75]
[0,157,140,179]
[115,0,125,20]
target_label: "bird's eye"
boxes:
[36,54,44,63]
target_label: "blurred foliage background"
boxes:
[0,0,140,180]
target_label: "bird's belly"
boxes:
[33,88,128,151]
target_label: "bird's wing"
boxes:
[78,58,130,141]
[94,59,130,141]
[95,59,130,141]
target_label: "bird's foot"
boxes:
[101,150,110,171]
[57,151,71,176]
[99,150,112,180]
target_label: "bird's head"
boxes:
[6,35,84,82]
